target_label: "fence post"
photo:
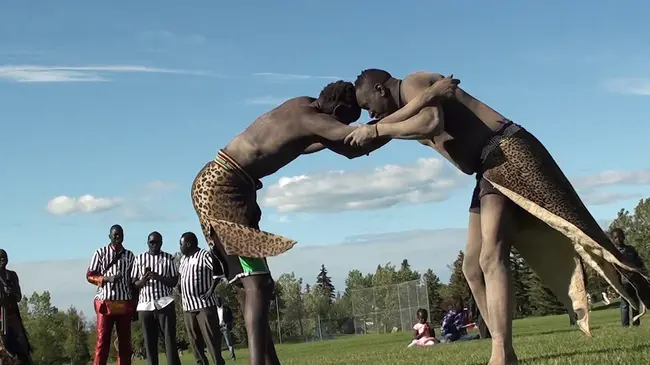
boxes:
[275,294,282,344]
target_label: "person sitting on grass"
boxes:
[440,300,480,343]
[408,308,438,348]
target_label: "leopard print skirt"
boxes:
[482,125,650,332]
[191,150,297,258]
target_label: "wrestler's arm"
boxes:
[303,114,390,158]
[302,119,382,154]
[375,105,444,140]
[377,72,446,125]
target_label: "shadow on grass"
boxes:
[465,344,650,365]
[521,343,650,363]
[514,326,602,338]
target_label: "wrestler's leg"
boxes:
[479,194,517,365]
[240,274,277,365]
[236,286,281,365]
[463,211,491,331]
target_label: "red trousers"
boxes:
[93,299,132,365]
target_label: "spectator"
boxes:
[611,228,646,327]
[0,249,33,365]
[440,300,480,343]
[86,224,135,365]
[407,308,437,347]
[216,296,236,360]
[132,231,182,365]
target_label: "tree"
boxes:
[276,273,306,340]
[510,248,532,318]
[528,272,565,316]
[315,265,335,304]
[61,307,91,365]
[446,251,472,307]
[23,292,67,365]
[422,269,445,323]
[397,259,420,282]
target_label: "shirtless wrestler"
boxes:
[345,69,650,365]
[190,79,462,365]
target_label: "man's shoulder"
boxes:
[403,71,444,85]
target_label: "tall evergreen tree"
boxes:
[528,272,565,316]
[422,269,445,323]
[510,248,532,317]
[447,251,472,307]
[315,264,336,304]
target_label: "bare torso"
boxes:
[221,97,324,179]
[404,72,509,175]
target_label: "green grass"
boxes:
[140,309,650,365]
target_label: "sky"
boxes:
[1,1,650,316]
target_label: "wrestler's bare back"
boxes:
[222,97,357,179]
[402,72,510,174]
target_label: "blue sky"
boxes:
[1,1,650,312]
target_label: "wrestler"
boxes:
[191,79,460,365]
[345,69,650,365]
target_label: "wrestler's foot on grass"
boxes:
[487,348,518,365]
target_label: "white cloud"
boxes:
[46,195,122,215]
[244,96,289,106]
[573,168,650,189]
[252,72,342,82]
[603,77,650,96]
[262,158,468,213]
[580,191,641,206]
[0,65,210,83]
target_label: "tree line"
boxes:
[17,198,650,364]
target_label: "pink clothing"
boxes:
[408,322,437,347]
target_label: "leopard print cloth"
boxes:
[482,126,650,312]
[191,150,297,258]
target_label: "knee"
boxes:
[462,258,483,285]
[478,243,507,275]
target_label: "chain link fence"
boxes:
[350,279,429,334]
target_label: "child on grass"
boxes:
[408,308,438,348]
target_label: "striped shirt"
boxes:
[131,251,179,311]
[88,245,135,301]
[179,249,219,312]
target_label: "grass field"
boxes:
[141,308,650,365]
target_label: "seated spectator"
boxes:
[440,300,480,343]
[408,308,438,348]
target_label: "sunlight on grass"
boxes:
[135,309,650,365]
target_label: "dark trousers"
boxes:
[621,300,640,327]
[184,307,225,365]
[621,282,641,327]
[138,303,182,365]
[93,300,132,365]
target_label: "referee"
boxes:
[178,232,226,365]
[132,231,182,365]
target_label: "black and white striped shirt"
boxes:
[131,251,179,310]
[88,245,135,301]
[179,249,218,312]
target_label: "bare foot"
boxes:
[487,352,518,365]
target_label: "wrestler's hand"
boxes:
[344,124,378,147]
[430,74,460,98]
[200,289,215,300]
[104,274,121,283]
[149,272,162,281]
